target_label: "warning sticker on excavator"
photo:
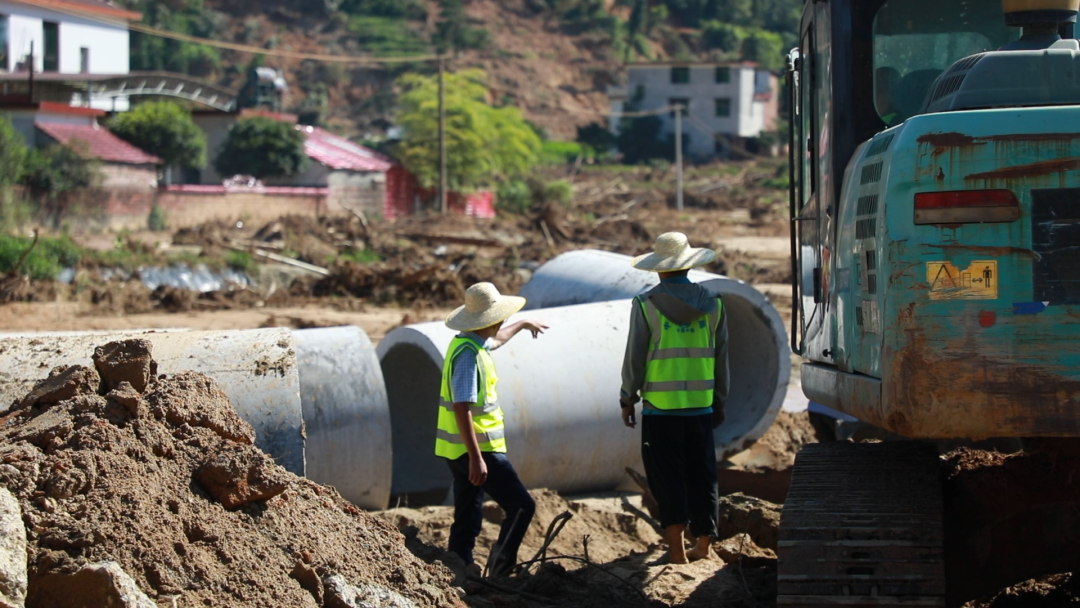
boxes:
[927,260,998,300]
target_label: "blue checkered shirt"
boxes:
[449,332,488,404]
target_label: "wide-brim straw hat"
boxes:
[446,282,527,332]
[631,232,716,272]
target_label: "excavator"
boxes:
[782,0,1080,604]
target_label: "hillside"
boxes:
[116,0,801,140]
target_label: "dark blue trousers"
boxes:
[445,452,536,574]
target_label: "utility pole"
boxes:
[674,105,684,211]
[438,56,448,214]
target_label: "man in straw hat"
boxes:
[438,282,549,577]
[620,232,729,564]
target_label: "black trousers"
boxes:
[445,452,536,573]
[641,414,719,538]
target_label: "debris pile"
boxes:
[0,339,463,608]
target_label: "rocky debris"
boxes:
[16,366,99,410]
[323,575,419,608]
[0,340,464,608]
[963,572,1080,608]
[714,533,777,569]
[717,493,781,552]
[92,340,157,394]
[0,488,26,608]
[27,562,157,608]
[195,445,289,509]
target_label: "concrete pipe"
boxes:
[518,248,790,457]
[518,249,724,310]
[0,327,392,510]
[293,327,392,510]
[376,301,637,500]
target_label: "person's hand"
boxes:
[622,405,636,428]
[468,454,488,486]
[711,407,725,429]
[521,320,549,338]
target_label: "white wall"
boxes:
[614,64,771,159]
[0,1,129,74]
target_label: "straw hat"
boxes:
[446,282,526,332]
[631,232,716,272]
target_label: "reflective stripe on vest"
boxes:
[639,295,722,411]
[435,336,508,459]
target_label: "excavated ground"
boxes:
[0,339,463,608]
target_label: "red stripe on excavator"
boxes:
[914,189,1020,225]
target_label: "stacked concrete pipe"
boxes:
[0,327,391,511]
[377,250,788,500]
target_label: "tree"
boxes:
[394,69,541,192]
[20,143,101,228]
[213,117,308,181]
[109,101,207,168]
[435,0,491,52]
[742,28,785,71]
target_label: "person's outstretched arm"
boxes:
[489,320,549,349]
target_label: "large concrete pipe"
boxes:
[0,327,392,510]
[376,301,636,500]
[517,249,790,459]
[294,327,392,510]
[518,249,722,309]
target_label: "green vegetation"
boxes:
[539,141,594,165]
[109,101,207,169]
[495,180,532,215]
[147,203,168,232]
[435,0,492,52]
[394,69,541,192]
[0,234,82,280]
[332,248,382,265]
[214,117,308,180]
[225,250,258,273]
[0,116,28,232]
[119,1,225,79]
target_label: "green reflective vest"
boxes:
[639,295,723,411]
[435,336,507,459]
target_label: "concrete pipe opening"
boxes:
[517,249,790,458]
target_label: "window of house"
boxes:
[715,67,730,83]
[715,98,731,117]
[0,15,8,72]
[43,22,59,72]
[80,47,89,73]
[669,98,689,116]
[670,66,689,84]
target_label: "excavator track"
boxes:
[777,441,945,607]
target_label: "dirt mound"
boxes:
[0,339,463,608]
[943,441,1080,605]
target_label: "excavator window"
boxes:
[872,0,1019,124]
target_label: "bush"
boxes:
[109,101,207,169]
[0,234,82,281]
[225,250,257,273]
[545,180,573,206]
[576,122,614,157]
[539,141,592,165]
[148,203,168,232]
[496,180,532,215]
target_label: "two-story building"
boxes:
[0,0,138,110]
[608,62,779,160]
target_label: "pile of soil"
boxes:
[963,573,1080,607]
[943,441,1080,605]
[718,411,825,504]
[0,339,463,607]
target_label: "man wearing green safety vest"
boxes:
[620,232,729,564]
[438,282,549,578]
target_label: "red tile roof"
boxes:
[38,101,106,117]
[12,0,142,21]
[299,126,392,173]
[36,122,162,165]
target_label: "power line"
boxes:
[16,0,445,65]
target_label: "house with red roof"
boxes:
[3,100,160,188]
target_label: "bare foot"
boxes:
[668,551,690,565]
[687,545,713,562]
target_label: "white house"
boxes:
[0,0,138,109]
[608,62,779,160]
